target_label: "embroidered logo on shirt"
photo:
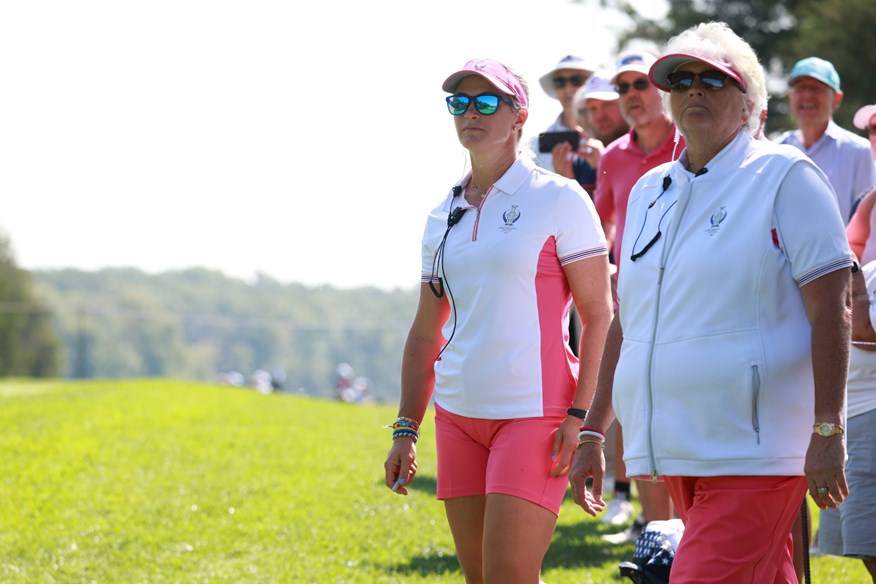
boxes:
[705,206,727,236]
[500,205,521,232]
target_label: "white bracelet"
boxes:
[577,430,605,442]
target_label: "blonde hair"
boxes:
[507,65,530,142]
[661,21,767,136]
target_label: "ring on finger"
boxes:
[817,486,829,494]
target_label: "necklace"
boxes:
[469,180,488,201]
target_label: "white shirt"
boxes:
[779,121,876,223]
[420,157,607,419]
[848,260,876,418]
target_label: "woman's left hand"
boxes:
[549,416,585,477]
[568,441,607,517]
[804,435,848,509]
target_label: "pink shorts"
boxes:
[663,475,807,584]
[434,403,569,515]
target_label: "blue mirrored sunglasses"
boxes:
[446,93,515,116]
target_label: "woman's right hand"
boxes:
[384,437,418,496]
[569,443,607,517]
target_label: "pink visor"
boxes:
[649,52,747,93]
[442,58,528,109]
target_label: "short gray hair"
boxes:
[661,21,766,136]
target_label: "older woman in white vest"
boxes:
[570,22,855,583]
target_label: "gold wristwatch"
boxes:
[812,422,844,437]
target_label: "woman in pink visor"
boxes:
[384,57,613,583]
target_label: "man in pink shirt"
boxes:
[595,50,684,262]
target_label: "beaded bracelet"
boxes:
[387,417,421,432]
[392,429,419,443]
[393,416,420,432]
[577,430,605,442]
[576,438,605,449]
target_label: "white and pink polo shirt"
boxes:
[421,156,607,420]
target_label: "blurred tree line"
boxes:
[0,233,60,377]
[28,267,417,402]
[595,0,876,136]
[5,0,875,398]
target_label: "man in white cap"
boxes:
[778,57,876,224]
[551,69,629,196]
[577,69,629,148]
[854,103,876,161]
[533,55,596,173]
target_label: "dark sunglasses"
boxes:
[553,74,587,89]
[616,78,650,95]
[446,93,515,116]
[667,69,746,93]
[868,125,876,136]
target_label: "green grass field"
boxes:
[0,380,869,583]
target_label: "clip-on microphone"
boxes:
[430,185,467,298]
[448,207,466,227]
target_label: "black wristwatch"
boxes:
[566,407,588,421]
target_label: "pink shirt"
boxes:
[594,128,684,259]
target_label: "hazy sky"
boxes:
[1,0,666,291]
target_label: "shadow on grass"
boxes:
[384,552,462,580]
[404,473,438,497]
[381,478,637,580]
[544,490,638,579]
[383,517,636,580]
[544,517,636,575]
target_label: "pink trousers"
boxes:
[663,475,807,584]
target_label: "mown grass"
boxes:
[0,379,869,583]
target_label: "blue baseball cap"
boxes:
[788,57,841,92]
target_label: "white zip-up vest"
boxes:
[615,131,854,478]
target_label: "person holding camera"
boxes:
[383,57,613,583]
[532,54,596,176]
[550,68,629,198]
[570,22,853,582]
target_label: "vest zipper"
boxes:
[751,363,761,444]
[645,175,695,478]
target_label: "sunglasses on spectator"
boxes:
[446,93,515,116]
[616,78,650,95]
[868,125,876,136]
[667,70,746,93]
[553,74,587,89]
